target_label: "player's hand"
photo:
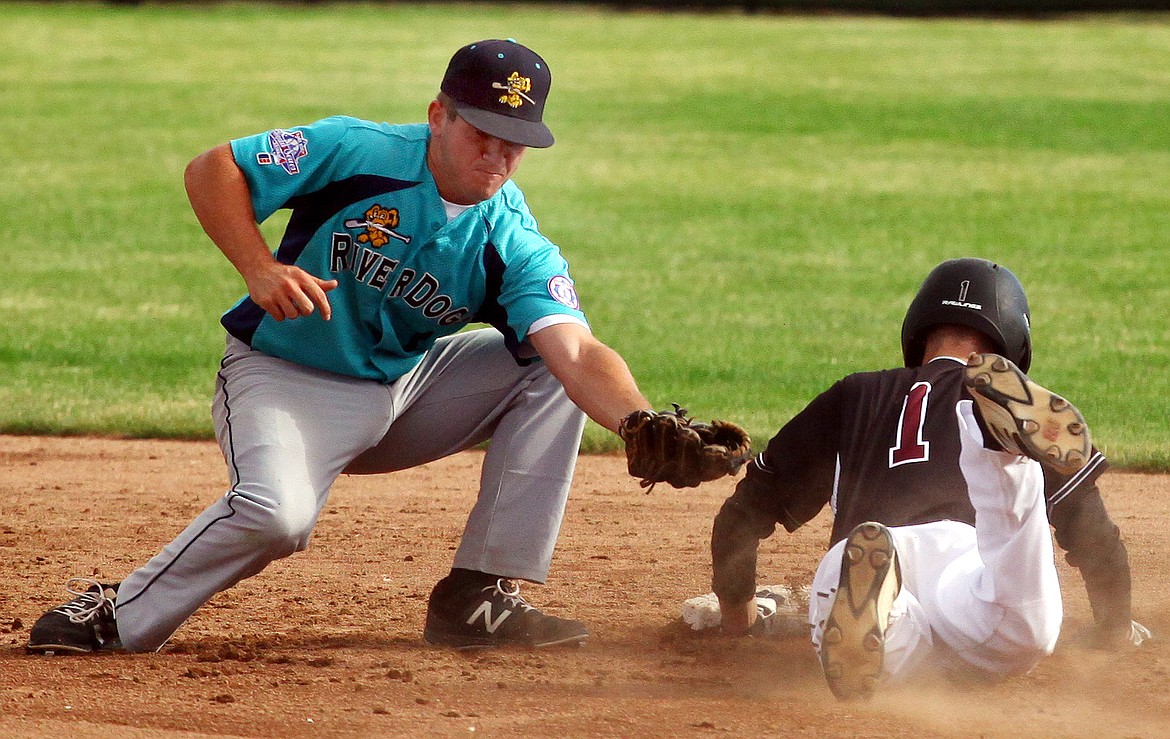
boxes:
[244,262,338,322]
[717,592,781,637]
[1126,620,1153,647]
[717,599,757,637]
[1079,619,1153,650]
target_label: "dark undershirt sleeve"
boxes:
[1047,474,1133,637]
[711,493,778,604]
[710,383,842,603]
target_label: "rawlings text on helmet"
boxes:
[901,258,1032,373]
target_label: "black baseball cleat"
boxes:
[963,352,1092,476]
[423,578,589,649]
[819,522,900,702]
[27,578,122,654]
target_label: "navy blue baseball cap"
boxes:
[440,39,554,148]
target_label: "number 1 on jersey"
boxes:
[890,381,931,467]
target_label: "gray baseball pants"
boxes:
[113,328,586,652]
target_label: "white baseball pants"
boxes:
[809,400,1062,682]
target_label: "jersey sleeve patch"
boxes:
[258,129,309,175]
[546,275,579,310]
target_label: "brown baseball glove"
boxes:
[618,404,751,490]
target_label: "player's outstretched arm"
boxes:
[527,322,649,432]
[185,144,337,322]
[531,323,750,490]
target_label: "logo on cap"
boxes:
[439,39,555,148]
[494,72,535,109]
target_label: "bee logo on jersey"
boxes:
[492,72,535,109]
[547,275,579,310]
[342,204,412,247]
[255,129,308,175]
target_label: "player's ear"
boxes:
[427,98,446,133]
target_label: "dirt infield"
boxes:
[1,435,1167,738]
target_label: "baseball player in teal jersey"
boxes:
[28,39,665,652]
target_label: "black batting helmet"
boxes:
[901,258,1032,372]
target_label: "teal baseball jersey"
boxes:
[225,116,587,382]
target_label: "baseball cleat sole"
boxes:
[963,353,1091,476]
[820,522,900,702]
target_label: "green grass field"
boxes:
[1,2,1168,468]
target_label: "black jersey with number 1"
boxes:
[711,357,1132,633]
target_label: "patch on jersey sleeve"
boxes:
[547,275,580,310]
[256,129,308,175]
